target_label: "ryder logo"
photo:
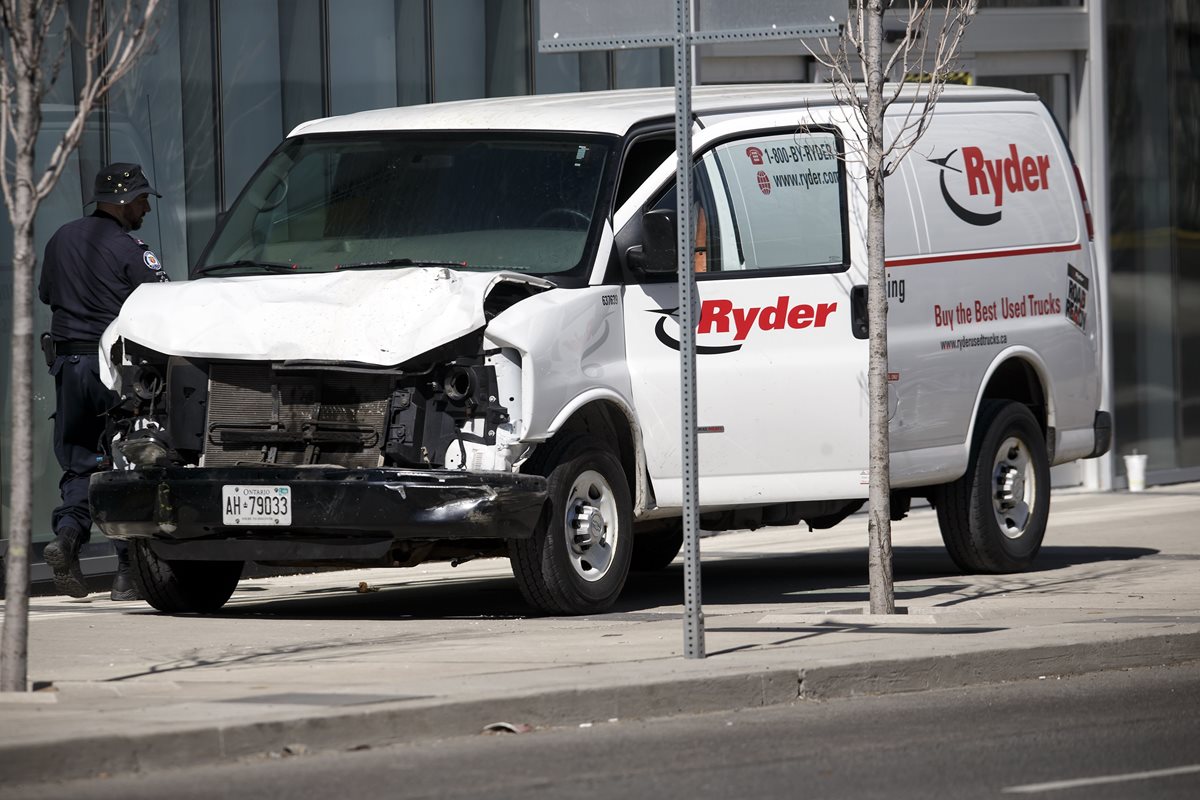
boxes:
[928,145,1052,227]
[651,297,838,354]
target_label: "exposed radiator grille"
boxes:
[204,362,391,468]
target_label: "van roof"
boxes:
[291,84,1037,138]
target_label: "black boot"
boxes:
[43,528,89,598]
[110,554,142,602]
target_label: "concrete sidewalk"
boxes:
[2,484,1199,785]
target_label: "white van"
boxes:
[91,85,1110,614]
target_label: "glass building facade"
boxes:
[1106,1,1200,480]
[2,0,1198,573]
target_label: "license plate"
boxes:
[222,485,292,526]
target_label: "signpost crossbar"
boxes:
[539,25,840,53]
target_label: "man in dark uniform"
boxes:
[38,163,169,600]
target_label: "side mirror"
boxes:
[641,208,678,274]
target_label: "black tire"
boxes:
[129,539,243,613]
[935,400,1050,573]
[631,522,683,572]
[508,435,633,614]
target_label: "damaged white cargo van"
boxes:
[91,85,1110,614]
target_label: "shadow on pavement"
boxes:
[189,544,1158,622]
[618,544,1158,612]
[100,544,1158,683]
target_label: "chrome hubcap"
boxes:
[572,504,606,548]
[992,436,1035,539]
[564,469,618,582]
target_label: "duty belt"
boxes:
[56,340,100,356]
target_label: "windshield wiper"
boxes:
[194,259,299,276]
[334,258,468,271]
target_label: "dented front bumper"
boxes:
[90,466,547,559]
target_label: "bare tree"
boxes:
[812,1,975,614]
[1,0,160,692]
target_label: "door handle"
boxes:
[850,285,869,340]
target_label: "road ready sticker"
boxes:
[1065,264,1089,330]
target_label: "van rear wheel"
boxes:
[935,400,1050,573]
[508,435,633,614]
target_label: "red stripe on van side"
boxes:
[884,242,1082,268]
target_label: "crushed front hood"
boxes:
[110,267,550,365]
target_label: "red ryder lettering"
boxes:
[699,297,837,341]
[962,144,1051,207]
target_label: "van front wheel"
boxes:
[508,435,633,614]
[129,539,243,613]
[935,400,1050,573]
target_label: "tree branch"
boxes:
[0,43,14,211]
[878,1,975,173]
[35,0,161,202]
[40,0,69,93]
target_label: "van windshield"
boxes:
[196,132,614,277]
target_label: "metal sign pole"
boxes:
[672,0,704,660]
[537,0,843,661]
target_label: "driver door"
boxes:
[621,127,868,508]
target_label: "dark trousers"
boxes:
[50,353,127,561]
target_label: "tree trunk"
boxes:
[864,1,895,615]
[2,0,162,691]
[1,0,43,693]
[2,210,37,694]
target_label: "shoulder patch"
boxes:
[143,251,162,271]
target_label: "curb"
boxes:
[4,631,1199,786]
[798,630,1200,698]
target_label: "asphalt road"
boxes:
[14,662,1200,799]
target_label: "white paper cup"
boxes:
[1124,453,1148,492]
